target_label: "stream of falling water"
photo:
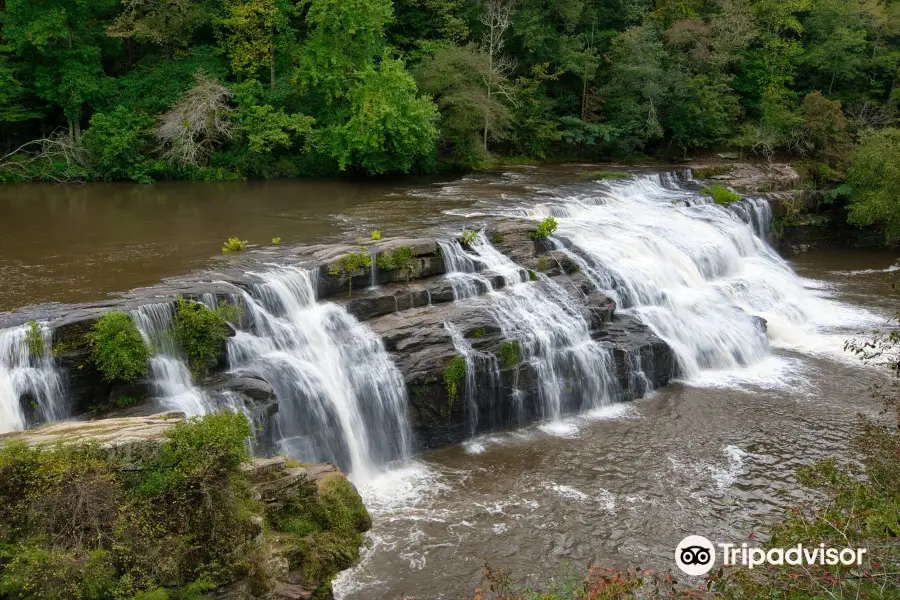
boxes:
[227,265,411,481]
[0,322,65,434]
[336,171,892,600]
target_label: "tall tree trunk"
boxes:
[581,78,588,121]
[270,52,276,90]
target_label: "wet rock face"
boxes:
[0,218,678,452]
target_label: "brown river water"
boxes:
[0,167,897,599]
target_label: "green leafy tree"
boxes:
[83,106,160,182]
[217,0,279,82]
[232,79,314,154]
[2,0,119,141]
[801,0,868,95]
[320,57,438,174]
[846,128,900,243]
[107,0,216,52]
[389,0,468,59]
[416,45,511,167]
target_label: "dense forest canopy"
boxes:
[1,0,900,209]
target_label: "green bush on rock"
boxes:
[89,312,150,382]
[443,356,466,417]
[23,321,44,357]
[498,341,521,370]
[700,184,740,205]
[0,412,371,599]
[172,297,241,378]
[532,217,558,240]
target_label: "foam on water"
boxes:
[0,322,65,433]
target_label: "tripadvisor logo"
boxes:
[675,535,868,576]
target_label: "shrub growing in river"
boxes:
[371,230,382,241]
[532,217,558,240]
[222,236,248,252]
[89,312,149,382]
[700,184,740,205]
[460,230,478,248]
[272,237,281,244]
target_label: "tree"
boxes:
[802,0,869,95]
[319,57,438,174]
[600,25,669,153]
[107,0,215,52]
[416,45,511,167]
[83,106,160,182]
[798,90,849,164]
[389,0,468,59]
[479,0,518,151]
[2,0,120,142]
[155,71,234,168]
[846,128,900,243]
[295,0,393,104]
[217,0,280,84]
[231,79,314,154]
[0,45,34,125]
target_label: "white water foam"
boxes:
[0,322,65,433]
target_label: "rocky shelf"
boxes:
[1,216,681,453]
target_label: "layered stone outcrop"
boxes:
[0,216,678,451]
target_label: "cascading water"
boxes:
[444,321,501,435]
[525,174,823,377]
[440,235,619,423]
[132,303,211,416]
[0,323,66,434]
[227,265,410,480]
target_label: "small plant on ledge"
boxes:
[498,340,521,369]
[328,249,373,296]
[89,312,149,382]
[700,184,740,205]
[24,321,45,357]
[371,229,381,240]
[271,237,281,244]
[460,230,478,248]
[222,236,247,252]
[532,217,558,240]
[442,356,466,418]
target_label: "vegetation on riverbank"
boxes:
[0,412,371,599]
[474,301,900,599]
[1,0,900,240]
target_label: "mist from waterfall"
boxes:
[227,265,411,481]
[0,322,65,434]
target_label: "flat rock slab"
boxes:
[0,411,187,447]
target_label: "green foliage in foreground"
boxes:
[701,184,741,206]
[0,413,253,598]
[89,312,149,383]
[0,412,371,599]
[171,297,241,378]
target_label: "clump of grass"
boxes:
[470,328,486,339]
[24,321,45,357]
[328,249,373,296]
[89,312,149,383]
[491,232,504,244]
[582,170,630,180]
[370,230,381,241]
[222,237,247,252]
[528,270,539,281]
[498,341,521,369]
[271,237,281,244]
[700,184,740,205]
[377,246,417,280]
[532,217,558,240]
[536,255,549,272]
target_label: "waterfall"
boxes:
[440,235,618,422]
[132,303,211,416]
[527,174,817,377]
[0,323,66,434]
[227,265,410,480]
[444,321,501,435]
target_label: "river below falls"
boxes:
[336,248,897,600]
[1,166,897,599]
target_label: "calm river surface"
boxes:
[1,167,896,599]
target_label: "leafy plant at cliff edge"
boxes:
[89,312,149,382]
